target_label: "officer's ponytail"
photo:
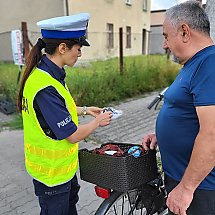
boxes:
[17,38,45,112]
[17,38,78,112]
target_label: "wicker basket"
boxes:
[78,143,158,192]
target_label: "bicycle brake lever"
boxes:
[154,100,161,110]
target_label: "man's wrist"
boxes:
[180,178,197,193]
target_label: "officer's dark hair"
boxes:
[17,38,78,112]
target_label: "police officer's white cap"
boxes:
[37,13,90,46]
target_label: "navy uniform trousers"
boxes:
[165,175,215,215]
[33,174,80,215]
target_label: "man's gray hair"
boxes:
[166,0,210,36]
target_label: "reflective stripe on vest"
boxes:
[25,143,78,160]
[25,157,78,177]
[22,68,79,187]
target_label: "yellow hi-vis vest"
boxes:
[22,68,79,187]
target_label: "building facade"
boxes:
[0,0,67,61]
[0,0,151,62]
[150,1,206,55]
[149,9,166,55]
[70,0,151,60]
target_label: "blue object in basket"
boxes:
[128,146,142,158]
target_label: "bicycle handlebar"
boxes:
[147,96,161,110]
[147,87,169,110]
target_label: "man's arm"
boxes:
[167,105,215,215]
[180,105,215,190]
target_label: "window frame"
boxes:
[107,23,114,49]
[143,0,147,11]
[126,26,132,48]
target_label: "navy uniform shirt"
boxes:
[34,55,77,140]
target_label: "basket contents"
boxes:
[128,146,142,158]
[78,143,158,192]
[92,143,144,158]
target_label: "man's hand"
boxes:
[141,133,157,150]
[167,182,194,215]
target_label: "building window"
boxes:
[125,0,132,6]
[126,26,131,48]
[107,23,114,48]
[143,0,147,11]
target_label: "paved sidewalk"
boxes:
[0,91,160,215]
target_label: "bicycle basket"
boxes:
[78,143,158,192]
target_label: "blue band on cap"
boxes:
[41,29,86,39]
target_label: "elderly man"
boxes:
[142,1,215,215]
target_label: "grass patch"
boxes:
[0,114,23,131]
[0,63,20,101]
[65,55,180,106]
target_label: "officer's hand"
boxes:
[96,112,112,127]
[87,106,103,117]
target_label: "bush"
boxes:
[0,55,181,107]
[65,55,180,106]
[0,63,20,101]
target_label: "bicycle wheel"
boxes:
[95,190,168,215]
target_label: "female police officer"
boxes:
[17,13,112,215]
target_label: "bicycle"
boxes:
[79,147,168,215]
[79,89,169,215]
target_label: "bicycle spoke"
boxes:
[127,193,135,215]
[113,205,117,214]
[121,196,124,215]
[95,188,168,215]
[104,192,147,215]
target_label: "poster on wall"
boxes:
[11,30,25,84]
[11,30,25,65]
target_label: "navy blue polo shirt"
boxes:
[156,45,215,190]
[33,55,77,140]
